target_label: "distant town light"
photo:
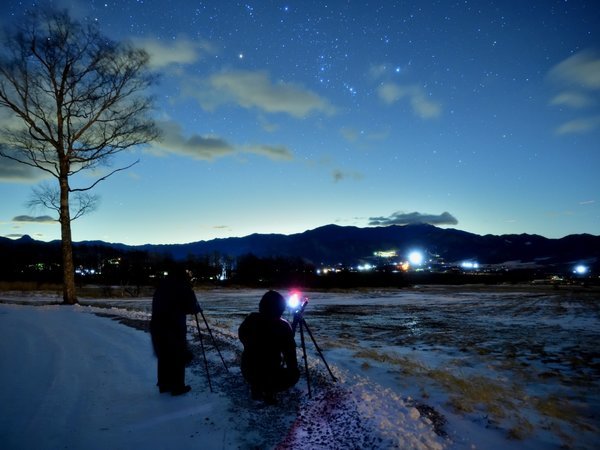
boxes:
[461,261,479,270]
[408,251,424,266]
[374,250,397,258]
[574,265,588,275]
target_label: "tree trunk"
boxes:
[59,176,77,305]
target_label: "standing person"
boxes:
[238,290,299,405]
[150,265,201,396]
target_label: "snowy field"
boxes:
[1,285,598,449]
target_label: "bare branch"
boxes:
[70,159,139,192]
[70,191,99,220]
[27,182,98,221]
[27,182,60,214]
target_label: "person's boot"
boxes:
[171,385,191,396]
[158,384,171,394]
[250,386,263,401]
[263,391,277,405]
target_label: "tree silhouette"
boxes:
[0,9,160,304]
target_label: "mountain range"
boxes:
[4,224,599,270]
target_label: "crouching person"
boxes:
[238,290,300,405]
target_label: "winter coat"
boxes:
[238,312,298,384]
[150,277,200,359]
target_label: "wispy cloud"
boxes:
[340,126,390,144]
[377,82,442,119]
[368,62,440,120]
[258,116,280,133]
[149,120,294,162]
[369,211,458,226]
[185,70,335,118]
[0,110,42,183]
[548,49,600,134]
[368,63,390,80]
[149,121,234,160]
[245,144,293,161]
[340,127,360,143]
[13,215,56,223]
[555,115,600,135]
[548,50,600,90]
[132,37,215,70]
[332,169,363,183]
[367,62,408,81]
[0,159,48,183]
[550,91,593,109]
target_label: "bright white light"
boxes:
[357,264,373,271]
[288,292,301,309]
[408,251,424,266]
[574,265,588,275]
[461,261,479,270]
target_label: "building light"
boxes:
[408,251,424,266]
[374,250,397,258]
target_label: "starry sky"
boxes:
[1,0,599,245]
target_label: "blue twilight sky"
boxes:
[0,0,599,245]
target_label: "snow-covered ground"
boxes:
[1,285,598,449]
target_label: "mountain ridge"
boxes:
[3,223,599,269]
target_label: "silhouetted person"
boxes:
[238,290,299,404]
[150,266,201,396]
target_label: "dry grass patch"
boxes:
[353,348,536,439]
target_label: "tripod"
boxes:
[291,300,337,398]
[194,308,229,392]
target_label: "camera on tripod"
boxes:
[285,290,337,397]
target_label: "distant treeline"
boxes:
[1,240,314,288]
[2,240,594,292]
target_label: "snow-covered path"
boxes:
[0,304,236,450]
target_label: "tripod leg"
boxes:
[302,319,337,382]
[299,320,312,398]
[194,313,213,392]
[199,309,229,372]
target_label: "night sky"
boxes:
[1,0,598,245]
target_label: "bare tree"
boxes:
[0,9,160,304]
